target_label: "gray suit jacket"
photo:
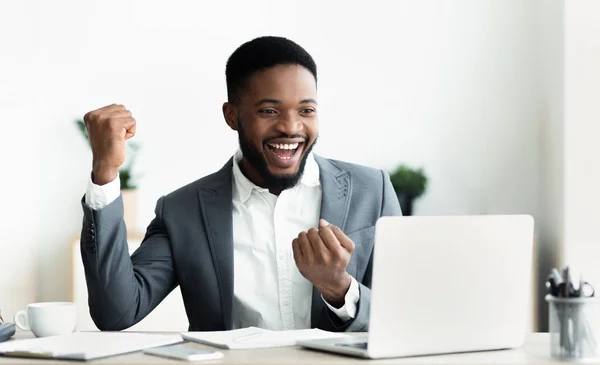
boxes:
[80,155,401,332]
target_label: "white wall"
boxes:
[563,1,600,295]
[1,0,544,326]
[535,0,600,331]
[0,1,40,319]
[536,0,564,331]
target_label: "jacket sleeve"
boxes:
[316,170,402,332]
[80,194,177,330]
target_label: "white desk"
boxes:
[0,332,555,364]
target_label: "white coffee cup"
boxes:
[14,302,77,337]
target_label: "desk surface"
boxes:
[0,332,552,365]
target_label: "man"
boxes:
[80,36,401,332]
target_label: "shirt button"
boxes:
[278,255,285,261]
[283,300,290,306]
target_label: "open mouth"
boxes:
[264,141,305,169]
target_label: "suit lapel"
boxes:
[311,155,352,327]
[198,159,234,330]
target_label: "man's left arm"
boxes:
[296,170,402,332]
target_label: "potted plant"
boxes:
[389,164,428,216]
[76,119,142,233]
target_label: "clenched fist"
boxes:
[292,219,355,307]
[83,104,136,185]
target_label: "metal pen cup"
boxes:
[547,295,600,362]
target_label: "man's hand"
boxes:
[83,104,136,185]
[292,219,355,308]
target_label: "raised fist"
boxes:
[83,104,136,185]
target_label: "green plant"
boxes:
[75,119,141,190]
[389,164,428,198]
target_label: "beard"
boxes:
[237,118,317,192]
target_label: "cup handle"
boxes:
[14,310,30,331]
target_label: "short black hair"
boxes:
[225,36,317,103]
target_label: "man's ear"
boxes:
[222,102,238,131]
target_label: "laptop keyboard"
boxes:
[337,342,368,350]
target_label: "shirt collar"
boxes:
[232,149,320,203]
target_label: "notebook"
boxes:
[0,332,182,361]
[181,326,348,349]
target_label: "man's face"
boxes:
[225,64,319,192]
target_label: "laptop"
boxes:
[298,215,534,359]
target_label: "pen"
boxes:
[563,267,570,298]
[561,267,572,354]
[552,268,563,286]
[578,277,597,357]
[547,269,563,296]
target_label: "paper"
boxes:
[0,332,183,361]
[181,326,348,349]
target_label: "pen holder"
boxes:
[547,295,600,362]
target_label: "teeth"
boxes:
[269,142,299,150]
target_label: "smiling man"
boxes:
[80,36,401,332]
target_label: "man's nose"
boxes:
[275,111,303,136]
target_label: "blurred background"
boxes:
[0,0,597,332]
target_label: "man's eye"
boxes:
[301,108,315,114]
[260,109,277,115]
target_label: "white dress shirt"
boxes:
[85,151,360,330]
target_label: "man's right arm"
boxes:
[79,104,176,330]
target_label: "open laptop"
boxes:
[298,215,534,359]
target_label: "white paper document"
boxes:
[0,332,183,361]
[181,326,348,349]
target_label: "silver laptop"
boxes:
[298,215,534,359]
